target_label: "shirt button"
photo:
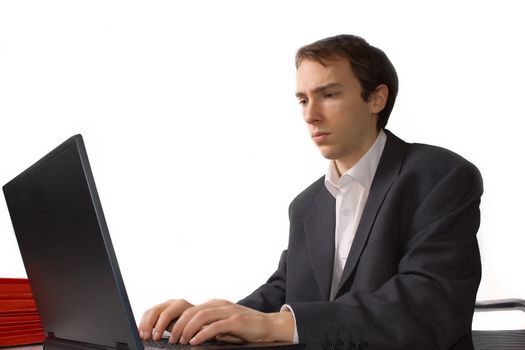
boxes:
[343,209,350,216]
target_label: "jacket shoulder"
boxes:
[386,130,476,172]
[405,142,480,176]
[398,141,483,197]
[288,176,328,216]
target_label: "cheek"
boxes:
[332,104,357,128]
[325,102,349,122]
[342,102,371,126]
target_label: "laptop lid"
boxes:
[3,135,142,350]
[3,135,303,350]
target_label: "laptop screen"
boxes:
[3,135,142,350]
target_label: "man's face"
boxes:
[296,57,382,171]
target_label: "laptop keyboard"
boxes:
[142,338,301,349]
[143,338,224,349]
[143,339,195,349]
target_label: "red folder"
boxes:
[0,333,45,347]
[0,315,41,325]
[0,278,44,347]
[0,300,38,313]
[0,279,32,294]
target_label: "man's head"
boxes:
[295,34,398,172]
[296,34,398,132]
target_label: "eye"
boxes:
[298,98,308,106]
[324,91,338,99]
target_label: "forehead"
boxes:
[296,57,355,91]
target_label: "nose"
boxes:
[303,99,321,125]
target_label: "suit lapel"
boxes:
[335,130,407,298]
[303,186,335,301]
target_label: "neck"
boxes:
[334,131,379,176]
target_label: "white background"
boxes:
[1,0,524,330]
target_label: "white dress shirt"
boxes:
[281,130,387,343]
[324,130,387,300]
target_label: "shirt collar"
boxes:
[325,129,387,196]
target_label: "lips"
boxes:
[312,131,331,143]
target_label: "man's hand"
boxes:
[138,299,294,345]
[139,299,194,341]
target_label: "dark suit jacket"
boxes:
[238,130,483,350]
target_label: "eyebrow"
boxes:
[295,83,343,98]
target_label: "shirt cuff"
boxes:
[280,304,299,344]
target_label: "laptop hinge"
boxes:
[116,342,129,350]
[44,333,116,350]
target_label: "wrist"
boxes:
[267,311,294,342]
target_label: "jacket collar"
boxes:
[303,130,407,300]
[335,130,406,297]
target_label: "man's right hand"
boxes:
[139,298,293,345]
[139,299,194,341]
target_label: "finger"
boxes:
[153,300,192,341]
[169,299,231,344]
[139,307,156,338]
[139,300,191,341]
[168,306,197,344]
[139,301,171,340]
[189,318,241,345]
[179,307,233,344]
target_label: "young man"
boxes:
[139,35,483,350]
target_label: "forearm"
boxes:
[265,311,294,343]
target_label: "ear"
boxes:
[369,84,389,114]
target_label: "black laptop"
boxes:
[2,135,303,350]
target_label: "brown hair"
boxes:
[296,34,398,131]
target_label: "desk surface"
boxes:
[2,344,304,350]
[2,345,42,350]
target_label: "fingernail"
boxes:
[140,331,144,338]
[189,337,196,345]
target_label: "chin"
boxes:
[318,147,338,160]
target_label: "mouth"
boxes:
[311,131,331,144]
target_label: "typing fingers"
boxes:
[169,299,234,344]
[138,299,193,340]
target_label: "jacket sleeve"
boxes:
[288,162,483,350]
